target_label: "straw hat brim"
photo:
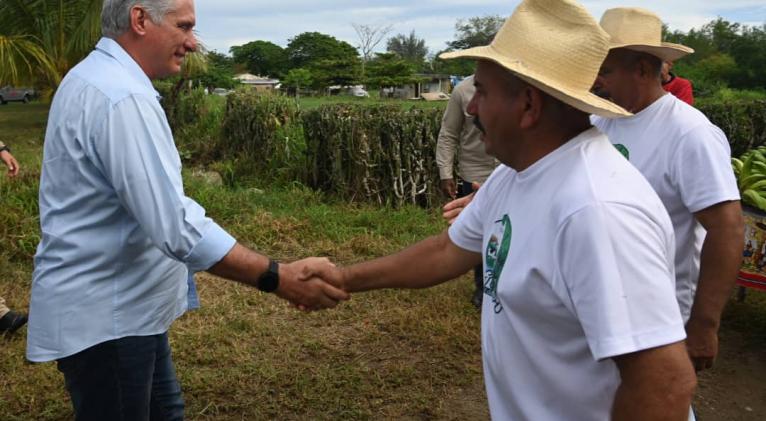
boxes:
[610,42,694,62]
[441,45,631,118]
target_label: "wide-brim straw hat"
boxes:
[600,7,694,62]
[440,0,630,118]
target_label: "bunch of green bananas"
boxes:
[733,146,766,211]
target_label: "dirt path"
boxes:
[695,326,766,420]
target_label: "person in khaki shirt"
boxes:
[0,140,27,335]
[436,75,498,308]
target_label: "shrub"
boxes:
[698,99,766,157]
[302,104,443,207]
[220,90,303,184]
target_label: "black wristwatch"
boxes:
[0,145,10,154]
[257,260,280,293]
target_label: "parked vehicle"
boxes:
[212,88,232,97]
[328,85,370,98]
[350,86,369,98]
[0,86,36,104]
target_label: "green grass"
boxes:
[0,102,486,420]
[5,99,766,420]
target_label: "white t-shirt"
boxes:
[449,127,685,421]
[593,94,740,321]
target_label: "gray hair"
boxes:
[101,0,176,39]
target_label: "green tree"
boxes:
[207,50,234,70]
[729,25,766,89]
[0,0,102,87]
[430,51,475,77]
[230,40,288,78]
[430,15,504,77]
[309,57,362,91]
[386,31,428,65]
[676,53,737,95]
[365,52,418,90]
[703,18,741,54]
[286,32,359,69]
[446,15,504,50]
[663,18,766,93]
[199,51,236,90]
[282,68,313,98]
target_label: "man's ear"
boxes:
[129,6,150,36]
[519,86,543,130]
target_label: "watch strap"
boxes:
[256,259,280,293]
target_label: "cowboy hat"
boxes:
[440,0,630,118]
[600,7,694,62]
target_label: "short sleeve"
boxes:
[673,124,740,213]
[555,203,686,360]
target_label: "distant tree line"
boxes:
[664,18,766,97]
[221,15,505,93]
[1,3,761,100]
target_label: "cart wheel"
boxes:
[736,286,747,303]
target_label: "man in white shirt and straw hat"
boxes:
[592,7,743,374]
[311,0,697,419]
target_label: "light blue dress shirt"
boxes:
[27,38,236,362]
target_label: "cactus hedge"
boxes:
[302,104,443,207]
[166,89,766,208]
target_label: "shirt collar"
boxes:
[95,37,161,99]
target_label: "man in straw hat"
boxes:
[313,0,697,418]
[592,7,743,374]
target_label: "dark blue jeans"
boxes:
[56,332,184,421]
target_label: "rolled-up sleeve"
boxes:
[93,94,236,272]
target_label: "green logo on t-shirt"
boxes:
[485,214,512,314]
[614,144,630,160]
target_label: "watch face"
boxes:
[258,261,280,293]
[258,272,279,293]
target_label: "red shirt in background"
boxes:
[662,73,694,105]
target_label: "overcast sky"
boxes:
[194,0,766,56]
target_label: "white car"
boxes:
[350,86,369,98]
[212,88,232,97]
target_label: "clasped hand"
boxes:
[277,257,347,311]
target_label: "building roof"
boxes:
[234,73,280,85]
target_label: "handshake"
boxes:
[275,257,350,311]
[272,189,482,312]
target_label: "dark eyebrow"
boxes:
[177,18,196,27]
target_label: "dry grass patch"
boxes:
[170,274,485,420]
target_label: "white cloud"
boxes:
[194,0,766,55]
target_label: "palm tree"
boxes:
[0,0,102,87]
[0,34,58,86]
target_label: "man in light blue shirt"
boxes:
[27,0,347,419]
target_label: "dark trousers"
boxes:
[457,180,484,294]
[57,332,184,421]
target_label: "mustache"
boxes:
[474,116,486,134]
[592,87,610,100]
